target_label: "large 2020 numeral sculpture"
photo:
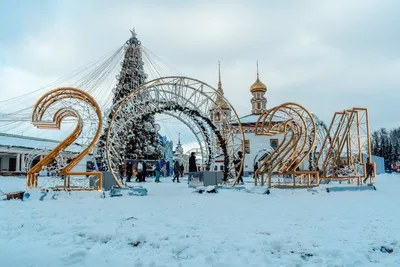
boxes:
[254,104,375,188]
[26,87,103,191]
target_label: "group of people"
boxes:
[118,152,198,184]
[117,150,267,185]
[120,160,148,183]
[172,152,197,183]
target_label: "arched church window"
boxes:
[244,139,251,154]
[270,139,278,150]
[257,103,261,109]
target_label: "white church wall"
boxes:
[211,131,286,175]
[240,132,285,173]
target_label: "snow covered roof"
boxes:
[233,114,285,125]
[0,133,83,153]
[239,114,262,124]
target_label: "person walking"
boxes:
[363,157,374,184]
[154,160,161,183]
[142,160,147,182]
[253,162,259,181]
[180,163,184,177]
[234,151,244,184]
[173,160,181,183]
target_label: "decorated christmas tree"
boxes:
[96,29,162,170]
[110,29,147,106]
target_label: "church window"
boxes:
[214,165,218,171]
[244,139,251,154]
[257,103,261,109]
[220,165,223,170]
[216,112,220,121]
[263,102,266,109]
[270,139,278,150]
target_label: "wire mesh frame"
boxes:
[310,114,330,168]
[316,107,375,183]
[26,87,103,191]
[254,102,319,188]
[106,76,245,188]
[23,147,65,173]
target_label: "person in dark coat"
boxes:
[173,160,181,183]
[166,161,170,177]
[180,164,184,177]
[125,162,132,183]
[189,152,197,172]
[234,151,244,184]
[363,157,374,184]
[253,162,258,180]
[141,160,147,182]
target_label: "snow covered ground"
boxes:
[1,174,399,266]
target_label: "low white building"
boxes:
[0,133,83,175]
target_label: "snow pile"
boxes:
[0,174,399,266]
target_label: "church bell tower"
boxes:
[250,61,267,114]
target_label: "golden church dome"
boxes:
[250,75,267,93]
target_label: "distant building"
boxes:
[173,134,189,173]
[0,132,82,175]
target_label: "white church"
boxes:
[209,64,283,175]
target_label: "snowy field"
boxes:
[1,174,400,266]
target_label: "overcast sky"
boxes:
[1,0,399,134]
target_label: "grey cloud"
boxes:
[1,0,399,133]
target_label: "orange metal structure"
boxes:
[254,102,319,188]
[26,87,103,191]
[316,107,376,185]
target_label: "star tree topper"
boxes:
[130,28,137,38]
